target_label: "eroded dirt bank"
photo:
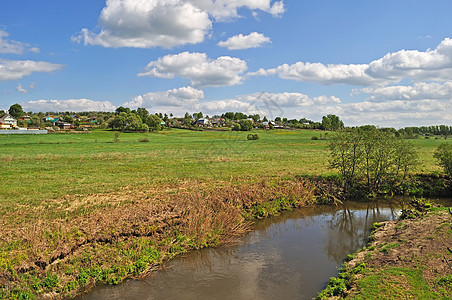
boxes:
[319,208,452,299]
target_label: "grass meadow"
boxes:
[0,128,449,298]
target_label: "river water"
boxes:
[80,201,404,300]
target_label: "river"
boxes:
[79,200,416,299]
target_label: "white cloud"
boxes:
[218,32,271,50]
[123,86,204,109]
[356,82,452,101]
[250,37,452,86]
[74,0,284,48]
[0,30,40,54]
[249,62,381,86]
[0,59,63,81]
[138,52,247,87]
[22,99,116,112]
[16,84,28,94]
[339,99,452,127]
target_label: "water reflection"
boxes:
[80,201,402,300]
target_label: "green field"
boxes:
[0,129,448,221]
[0,128,449,299]
[1,129,446,199]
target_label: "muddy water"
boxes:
[81,201,401,300]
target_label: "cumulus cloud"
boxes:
[218,32,271,50]
[138,52,247,87]
[74,0,284,48]
[251,37,452,86]
[249,62,381,86]
[16,84,28,94]
[356,82,452,101]
[22,99,116,112]
[339,99,452,127]
[0,30,40,54]
[0,59,63,81]
[123,86,204,109]
[192,0,284,20]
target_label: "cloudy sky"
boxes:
[1,0,452,127]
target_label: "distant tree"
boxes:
[234,112,247,120]
[184,112,192,120]
[136,108,149,122]
[8,103,24,119]
[439,125,451,140]
[321,116,331,130]
[145,114,162,131]
[115,106,130,114]
[322,114,344,131]
[238,119,253,131]
[249,114,260,123]
[63,115,73,124]
[193,112,203,120]
[274,117,281,122]
[223,112,235,120]
[434,144,452,177]
[109,114,127,130]
[262,116,268,122]
[0,110,6,118]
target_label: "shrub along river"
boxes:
[79,199,450,300]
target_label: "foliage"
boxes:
[321,114,344,131]
[328,127,418,195]
[247,133,259,140]
[434,143,452,177]
[8,104,24,119]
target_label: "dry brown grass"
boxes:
[0,177,315,299]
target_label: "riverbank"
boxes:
[0,178,316,299]
[318,205,452,299]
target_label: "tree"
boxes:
[328,129,363,192]
[115,106,130,114]
[0,110,6,118]
[8,103,24,119]
[145,114,162,131]
[434,144,452,177]
[328,128,418,196]
[136,108,149,122]
[322,114,344,131]
[238,119,253,131]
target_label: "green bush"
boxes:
[247,133,259,140]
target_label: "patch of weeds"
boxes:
[437,274,452,288]
[355,267,443,299]
[316,263,367,299]
[372,222,383,231]
[380,242,400,254]
[316,277,347,299]
[345,253,355,262]
[138,137,150,143]
[77,271,89,286]
[9,289,35,300]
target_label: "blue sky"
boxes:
[1,0,452,127]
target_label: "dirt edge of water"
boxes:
[319,208,452,299]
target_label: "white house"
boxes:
[0,114,17,129]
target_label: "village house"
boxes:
[54,120,73,130]
[0,114,17,129]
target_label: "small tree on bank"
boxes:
[434,143,452,177]
[328,127,418,196]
